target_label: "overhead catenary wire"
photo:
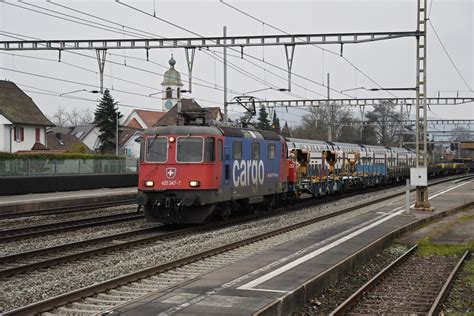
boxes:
[219,0,399,99]
[1,3,339,103]
[0,31,243,95]
[114,1,344,98]
[428,20,473,92]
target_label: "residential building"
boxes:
[69,124,101,152]
[0,80,54,153]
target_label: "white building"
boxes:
[0,80,54,153]
[69,125,101,152]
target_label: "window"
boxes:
[233,141,242,160]
[177,88,180,99]
[204,137,215,162]
[35,128,40,142]
[177,137,203,162]
[218,139,223,162]
[146,137,167,162]
[268,143,276,160]
[14,126,24,142]
[252,142,260,160]
[166,87,172,99]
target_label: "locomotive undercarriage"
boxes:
[138,189,221,224]
[138,189,290,224]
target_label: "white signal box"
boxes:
[410,167,428,186]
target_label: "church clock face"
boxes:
[165,100,173,110]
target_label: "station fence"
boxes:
[0,158,138,176]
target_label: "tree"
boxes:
[281,121,291,137]
[271,111,281,133]
[50,107,95,127]
[256,105,271,130]
[94,90,122,154]
[50,106,68,127]
[365,101,402,146]
[291,102,355,142]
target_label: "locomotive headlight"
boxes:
[168,136,175,143]
[189,180,200,187]
[144,180,154,187]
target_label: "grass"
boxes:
[417,238,474,257]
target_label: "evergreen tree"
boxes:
[94,90,123,154]
[281,121,291,137]
[272,111,281,133]
[256,105,271,130]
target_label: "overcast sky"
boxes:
[0,0,472,128]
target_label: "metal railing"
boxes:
[0,159,138,176]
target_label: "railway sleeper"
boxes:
[113,286,153,294]
[120,285,157,292]
[71,302,112,311]
[108,289,143,297]
[96,293,130,300]
[84,297,123,305]
[57,307,101,314]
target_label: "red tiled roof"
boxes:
[127,117,142,129]
[135,110,166,128]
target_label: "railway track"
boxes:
[0,198,136,220]
[4,176,470,315]
[0,177,446,280]
[0,211,143,242]
[331,245,470,315]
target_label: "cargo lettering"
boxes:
[232,160,265,187]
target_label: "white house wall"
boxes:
[0,114,12,152]
[11,125,44,152]
[82,127,100,151]
[123,132,141,158]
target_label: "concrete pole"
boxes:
[223,26,228,125]
[327,73,332,142]
[116,111,119,156]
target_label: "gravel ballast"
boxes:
[0,181,459,312]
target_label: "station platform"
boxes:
[113,180,473,316]
[0,187,137,214]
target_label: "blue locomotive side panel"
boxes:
[222,136,281,200]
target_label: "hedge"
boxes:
[0,152,125,160]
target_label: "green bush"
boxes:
[0,152,124,160]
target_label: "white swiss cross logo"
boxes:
[166,168,176,179]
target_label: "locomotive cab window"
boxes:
[252,142,260,160]
[268,143,276,160]
[146,137,167,162]
[204,137,215,162]
[177,137,203,162]
[233,141,242,160]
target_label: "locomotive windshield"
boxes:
[146,137,167,162]
[177,137,203,162]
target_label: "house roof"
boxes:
[69,124,96,141]
[154,99,222,126]
[134,110,166,128]
[0,80,54,126]
[46,132,90,152]
[119,128,141,148]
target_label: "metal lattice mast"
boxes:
[415,0,431,210]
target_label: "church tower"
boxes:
[161,55,184,111]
